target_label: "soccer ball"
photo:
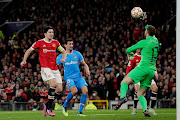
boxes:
[131,7,143,18]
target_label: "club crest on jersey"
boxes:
[74,55,77,58]
[52,44,56,47]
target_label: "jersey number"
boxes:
[151,47,158,62]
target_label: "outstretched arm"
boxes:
[20,48,34,66]
[126,40,146,53]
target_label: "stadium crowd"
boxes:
[0,0,176,110]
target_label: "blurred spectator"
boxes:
[162,85,171,99]
[28,98,39,110]
[4,82,14,100]
[19,88,28,102]
[14,91,25,111]
[27,83,35,100]
[34,88,40,101]
[0,93,10,111]
[39,86,48,101]
[35,81,43,90]
[170,87,176,99]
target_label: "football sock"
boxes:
[78,94,87,113]
[150,91,157,108]
[47,87,56,109]
[55,91,62,100]
[63,92,73,108]
[120,82,128,98]
[139,95,147,111]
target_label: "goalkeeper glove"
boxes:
[127,52,135,60]
[140,12,147,20]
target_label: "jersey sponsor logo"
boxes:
[67,79,70,87]
[52,44,56,47]
[43,49,56,53]
[74,55,77,58]
[128,61,131,66]
[65,61,78,65]
[43,44,46,47]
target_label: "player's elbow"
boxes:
[27,48,33,53]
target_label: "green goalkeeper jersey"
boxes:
[126,36,159,71]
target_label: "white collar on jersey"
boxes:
[43,38,54,43]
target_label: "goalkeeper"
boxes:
[114,17,159,117]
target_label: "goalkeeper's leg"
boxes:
[114,76,133,110]
[137,88,151,117]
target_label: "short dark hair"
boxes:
[147,25,156,36]
[65,38,73,44]
[43,26,53,33]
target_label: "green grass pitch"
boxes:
[0,109,176,120]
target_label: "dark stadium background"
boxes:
[0,0,176,110]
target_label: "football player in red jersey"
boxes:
[126,49,158,115]
[20,26,67,117]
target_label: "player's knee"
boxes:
[137,92,142,98]
[49,80,56,88]
[153,86,158,92]
[56,87,62,93]
[56,84,62,93]
[71,88,78,95]
[82,89,88,94]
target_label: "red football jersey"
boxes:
[40,89,48,101]
[5,87,14,100]
[4,87,14,93]
[133,27,142,40]
[126,53,141,74]
[31,39,61,70]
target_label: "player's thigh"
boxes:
[150,80,158,92]
[75,76,88,90]
[53,70,62,84]
[41,68,56,84]
[48,78,57,87]
[67,79,78,93]
[128,67,147,84]
[137,88,147,98]
[140,69,155,89]
[121,75,133,84]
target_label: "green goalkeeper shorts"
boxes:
[128,66,155,88]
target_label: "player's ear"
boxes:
[64,44,67,48]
